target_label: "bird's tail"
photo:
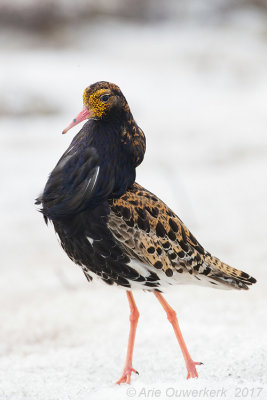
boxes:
[202,253,257,290]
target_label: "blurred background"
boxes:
[0,1,267,399]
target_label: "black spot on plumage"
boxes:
[156,221,166,237]
[121,206,131,219]
[241,271,250,279]
[156,247,162,255]
[151,207,159,217]
[168,230,176,242]
[148,246,155,254]
[137,216,145,230]
[180,240,189,252]
[165,268,173,277]
[129,200,138,205]
[137,216,150,232]
[154,261,163,269]
[169,218,179,232]
[147,271,160,281]
[169,252,177,260]
[201,267,211,276]
[136,190,144,196]
[177,250,185,258]
[195,253,202,262]
[145,206,159,218]
[181,225,187,243]
[136,207,146,220]
[248,276,257,284]
[162,241,170,249]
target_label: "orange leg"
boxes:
[116,291,140,384]
[154,291,202,379]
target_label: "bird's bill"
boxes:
[62,106,92,134]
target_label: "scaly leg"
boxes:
[116,291,140,384]
[154,291,202,379]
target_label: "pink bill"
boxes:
[62,106,91,134]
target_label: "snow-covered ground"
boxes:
[0,14,267,400]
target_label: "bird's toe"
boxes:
[116,366,139,385]
[186,360,203,379]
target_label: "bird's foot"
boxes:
[186,359,203,379]
[116,365,139,385]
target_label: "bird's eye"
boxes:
[100,94,110,102]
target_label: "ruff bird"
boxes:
[36,81,256,384]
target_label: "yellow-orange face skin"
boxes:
[83,87,123,119]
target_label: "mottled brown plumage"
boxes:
[109,183,256,290]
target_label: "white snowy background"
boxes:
[0,1,267,399]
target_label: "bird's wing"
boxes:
[37,145,114,219]
[108,182,256,289]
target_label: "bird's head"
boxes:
[62,81,129,134]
